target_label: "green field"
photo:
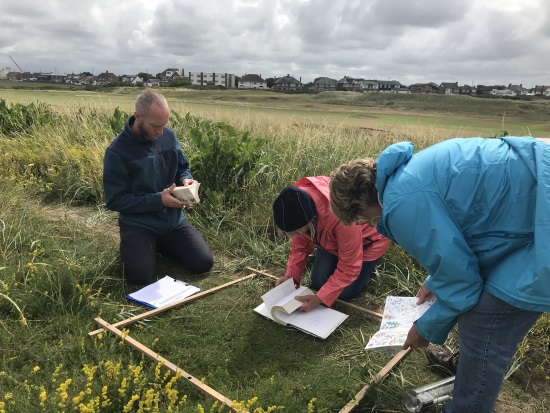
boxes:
[1,86,549,138]
[0,88,548,413]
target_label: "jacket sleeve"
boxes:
[285,235,315,285]
[316,223,364,307]
[382,192,483,344]
[103,149,163,213]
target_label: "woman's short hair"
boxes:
[329,158,378,225]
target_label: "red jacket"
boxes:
[285,176,391,306]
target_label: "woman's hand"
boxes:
[295,294,322,312]
[416,284,434,305]
[403,324,430,350]
[275,275,292,287]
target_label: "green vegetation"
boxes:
[2,88,550,138]
[0,94,548,412]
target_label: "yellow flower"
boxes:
[118,378,127,397]
[307,397,317,413]
[39,388,47,407]
[123,394,140,413]
[33,366,41,374]
[100,385,110,408]
[3,393,13,400]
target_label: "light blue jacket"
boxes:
[375,137,550,344]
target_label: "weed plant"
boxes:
[0,99,547,412]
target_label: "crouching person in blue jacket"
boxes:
[103,90,213,284]
[329,137,550,413]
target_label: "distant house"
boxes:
[131,76,144,84]
[337,76,363,91]
[409,83,438,93]
[160,68,182,83]
[377,80,403,92]
[0,67,13,80]
[359,80,379,92]
[50,74,67,83]
[166,72,182,84]
[312,77,337,93]
[79,75,96,85]
[273,74,302,91]
[458,85,476,95]
[490,88,517,97]
[378,80,403,92]
[146,78,160,87]
[508,84,528,95]
[96,71,118,85]
[187,71,235,88]
[65,73,81,84]
[534,85,550,95]
[393,86,410,94]
[121,75,137,83]
[476,85,505,97]
[238,74,268,89]
[6,71,22,81]
[439,82,459,95]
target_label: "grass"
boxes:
[2,87,550,138]
[0,90,548,412]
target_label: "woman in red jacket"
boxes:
[272,176,391,311]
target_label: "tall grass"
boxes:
[0,98,547,412]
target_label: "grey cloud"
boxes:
[371,0,472,28]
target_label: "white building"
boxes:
[187,72,235,88]
[490,89,517,97]
[238,74,267,89]
[0,67,13,79]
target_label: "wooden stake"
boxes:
[245,267,383,318]
[338,348,412,413]
[94,317,244,411]
[89,273,258,337]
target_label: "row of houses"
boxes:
[239,74,550,96]
[2,65,549,97]
[0,67,237,88]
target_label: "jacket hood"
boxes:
[375,142,414,205]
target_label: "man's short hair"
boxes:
[135,89,168,115]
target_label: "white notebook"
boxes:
[253,278,348,339]
[126,276,201,309]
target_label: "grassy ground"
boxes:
[0,90,548,412]
[2,86,550,138]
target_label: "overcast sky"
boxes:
[1,0,549,87]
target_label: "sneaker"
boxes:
[426,345,459,376]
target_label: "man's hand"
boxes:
[403,324,430,350]
[295,294,322,312]
[416,284,434,305]
[182,178,198,186]
[161,184,188,208]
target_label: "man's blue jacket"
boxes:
[375,136,550,344]
[103,116,192,234]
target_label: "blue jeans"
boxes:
[443,290,542,413]
[309,248,379,300]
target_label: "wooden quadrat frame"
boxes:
[89,267,412,412]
